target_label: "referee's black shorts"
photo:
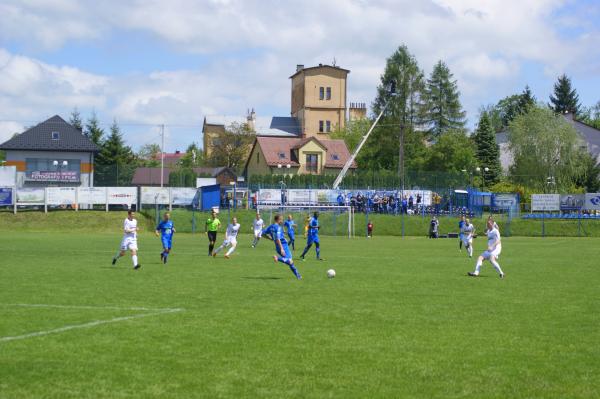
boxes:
[207,231,217,242]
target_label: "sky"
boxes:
[0,0,599,152]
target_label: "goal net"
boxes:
[255,205,354,238]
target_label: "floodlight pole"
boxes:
[160,124,165,188]
[332,99,393,190]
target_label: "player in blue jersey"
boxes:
[262,214,302,280]
[300,211,323,261]
[283,214,297,251]
[458,215,466,251]
[155,212,176,264]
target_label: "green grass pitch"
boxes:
[1,231,599,398]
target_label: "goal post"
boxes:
[256,205,354,238]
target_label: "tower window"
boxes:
[319,87,324,100]
[326,87,331,100]
[326,121,331,132]
[51,131,60,140]
[319,121,324,133]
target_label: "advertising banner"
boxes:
[171,188,198,205]
[46,187,77,205]
[559,194,585,211]
[107,187,137,205]
[16,188,46,204]
[25,170,80,182]
[492,193,519,211]
[316,190,337,204]
[584,193,600,210]
[287,189,314,204]
[531,194,560,211]
[0,166,16,186]
[141,187,170,205]
[0,187,13,205]
[78,187,107,204]
[258,189,281,205]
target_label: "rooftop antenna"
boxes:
[332,57,337,67]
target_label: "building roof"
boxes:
[266,117,301,136]
[564,113,600,160]
[0,115,100,152]
[203,115,299,137]
[131,166,235,186]
[252,136,356,169]
[289,64,350,79]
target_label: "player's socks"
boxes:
[208,243,214,256]
[459,241,463,250]
[300,245,310,259]
[163,252,168,264]
[225,247,235,257]
[132,255,138,268]
[288,263,301,279]
[490,259,504,276]
[316,245,321,259]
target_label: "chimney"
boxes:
[247,108,257,131]
[296,64,304,72]
[175,150,181,154]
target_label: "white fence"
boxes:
[0,187,198,214]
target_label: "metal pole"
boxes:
[160,124,165,188]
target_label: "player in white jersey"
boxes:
[112,210,141,269]
[468,218,504,278]
[213,217,241,259]
[251,213,264,248]
[461,218,475,258]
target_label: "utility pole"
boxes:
[160,124,165,188]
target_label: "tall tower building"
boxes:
[290,64,349,138]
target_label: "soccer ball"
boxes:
[327,269,336,279]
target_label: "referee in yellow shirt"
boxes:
[205,210,221,256]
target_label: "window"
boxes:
[332,154,340,161]
[326,120,331,132]
[319,87,324,100]
[306,154,318,173]
[278,152,286,159]
[319,120,324,133]
[51,131,60,140]
[326,87,331,100]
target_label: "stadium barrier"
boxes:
[0,186,199,214]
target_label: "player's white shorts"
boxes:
[120,236,138,251]
[482,245,501,260]
[462,237,473,247]
[223,237,238,247]
[254,229,262,238]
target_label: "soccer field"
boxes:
[1,232,599,398]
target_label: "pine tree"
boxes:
[549,74,580,115]
[84,111,105,145]
[423,60,466,139]
[473,112,501,184]
[69,108,83,131]
[95,119,136,185]
[518,85,536,112]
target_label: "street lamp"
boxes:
[53,160,68,182]
[475,166,489,190]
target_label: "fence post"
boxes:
[169,187,173,212]
[105,187,109,212]
[13,188,17,214]
[44,187,48,213]
[578,209,581,237]
[75,187,79,212]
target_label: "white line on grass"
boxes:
[1,303,182,312]
[0,305,184,343]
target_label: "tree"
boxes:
[365,44,428,173]
[84,111,105,146]
[573,151,600,192]
[423,60,466,138]
[423,129,477,173]
[479,86,537,133]
[95,119,136,185]
[472,112,502,184]
[508,106,587,192]
[0,150,5,163]
[518,85,536,112]
[580,100,600,129]
[69,108,83,132]
[137,143,162,167]
[549,74,581,115]
[179,143,204,168]
[208,122,255,171]
[330,118,371,153]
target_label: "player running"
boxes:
[458,215,466,251]
[213,217,240,259]
[155,212,176,264]
[251,213,264,248]
[112,210,141,270]
[461,218,475,258]
[205,210,221,256]
[300,211,324,261]
[262,214,302,280]
[468,218,504,278]
[283,214,297,250]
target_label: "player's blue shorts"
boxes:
[288,232,295,241]
[277,243,292,260]
[161,237,173,249]
[307,235,320,245]
[459,233,464,240]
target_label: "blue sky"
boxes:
[0,0,599,152]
